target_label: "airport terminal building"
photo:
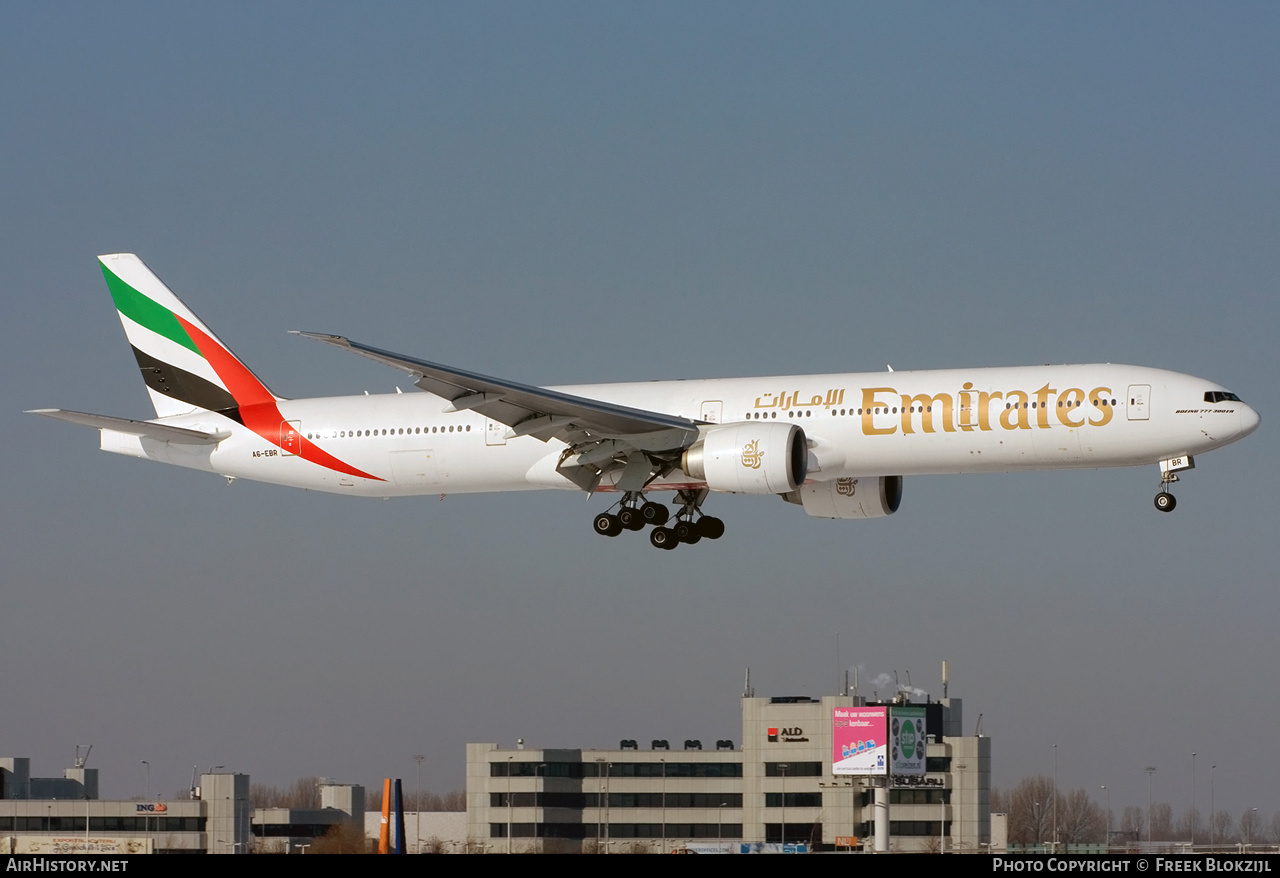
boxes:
[467,691,991,853]
[0,758,363,854]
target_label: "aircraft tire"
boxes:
[650,527,677,550]
[619,507,645,531]
[1154,492,1176,512]
[698,516,725,539]
[594,513,623,536]
[641,502,669,526]
[674,520,702,544]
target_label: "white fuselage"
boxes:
[101,363,1259,497]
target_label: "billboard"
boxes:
[890,705,927,776]
[832,706,887,775]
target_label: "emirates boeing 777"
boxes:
[31,254,1260,549]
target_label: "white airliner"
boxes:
[32,254,1260,549]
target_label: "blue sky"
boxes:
[3,2,1277,820]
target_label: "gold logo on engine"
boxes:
[836,477,857,496]
[741,439,763,469]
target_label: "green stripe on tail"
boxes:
[101,263,202,356]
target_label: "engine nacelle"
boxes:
[682,423,807,494]
[783,476,904,519]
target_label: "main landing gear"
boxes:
[592,490,725,549]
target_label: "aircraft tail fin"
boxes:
[99,254,279,420]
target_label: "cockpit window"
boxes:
[1204,391,1242,403]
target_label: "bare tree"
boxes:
[248,783,273,807]
[310,823,370,854]
[1008,775,1057,844]
[1175,807,1203,844]
[366,787,466,812]
[1058,787,1106,844]
[1149,802,1173,842]
[1211,810,1236,846]
[249,776,322,809]
[1238,809,1261,845]
[1119,806,1145,841]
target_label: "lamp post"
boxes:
[1101,785,1110,847]
[660,757,666,855]
[1191,752,1197,847]
[595,759,605,852]
[413,755,424,854]
[1053,744,1058,853]
[141,761,150,842]
[1210,765,1216,851]
[1145,766,1157,843]
[778,763,789,849]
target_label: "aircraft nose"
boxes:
[1240,404,1261,437]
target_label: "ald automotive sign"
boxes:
[768,727,810,743]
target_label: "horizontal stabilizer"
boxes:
[27,409,230,445]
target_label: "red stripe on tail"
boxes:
[177,317,384,482]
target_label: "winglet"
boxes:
[291,330,352,347]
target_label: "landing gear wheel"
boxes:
[641,502,670,526]
[697,516,725,540]
[674,520,701,544]
[1154,492,1176,512]
[649,527,678,550]
[593,512,623,536]
[618,507,646,531]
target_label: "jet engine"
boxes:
[681,423,807,494]
[783,475,904,519]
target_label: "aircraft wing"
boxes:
[293,332,701,492]
[27,409,230,444]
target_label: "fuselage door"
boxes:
[1127,385,1151,421]
[280,420,302,455]
[956,389,977,430]
[485,418,507,446]
[700,400,723,424]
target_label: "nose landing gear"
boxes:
[1153,455,1193,512]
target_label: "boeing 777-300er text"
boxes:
[31,255,1260,549]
